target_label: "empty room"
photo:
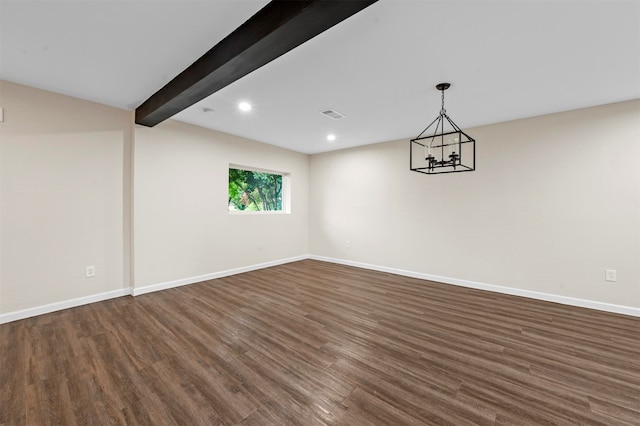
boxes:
[1,0,639,425]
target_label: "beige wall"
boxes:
[0,81,131,313]
[0,81,309,317]
[1,79,637,317]
[134,120,309,288]
[309,100,640,308]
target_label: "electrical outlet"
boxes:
[85,266,95,278]
[345,240,351,248]
[605,269,617,282]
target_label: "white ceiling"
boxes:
[1,0,639,154]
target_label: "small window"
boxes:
[228,166,290,213]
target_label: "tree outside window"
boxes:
[228,167,284,212]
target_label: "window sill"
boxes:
[228,210,290,215]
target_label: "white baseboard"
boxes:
[132,255,308,296]
[0,288,132,325]
[309,255,640,317]
[3,254,637,324]
[0,255,307,324]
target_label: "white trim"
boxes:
[0,256,307,324]
[309,255,640,317]
[0,288,132,324]
[228,210,289,215]
[3,254,637,323]
[132,255,308,296]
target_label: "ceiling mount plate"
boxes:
[436,83,451,91]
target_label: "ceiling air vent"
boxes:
[321,109,346,120]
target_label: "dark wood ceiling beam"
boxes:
[135,0,378,127]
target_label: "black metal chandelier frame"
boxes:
[410,83,476,175]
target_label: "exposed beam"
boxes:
[135,0,378,127]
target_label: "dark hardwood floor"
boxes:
[1,260,639,425]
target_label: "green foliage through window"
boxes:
[229,167,283,212]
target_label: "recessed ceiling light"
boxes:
[238,102,252,112]
[202,107,215,115]
[327,134,336,142]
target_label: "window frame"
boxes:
[228,164,291,214]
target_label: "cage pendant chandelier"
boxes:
[410,83,475,174]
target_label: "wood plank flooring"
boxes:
[1,259,639,425]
